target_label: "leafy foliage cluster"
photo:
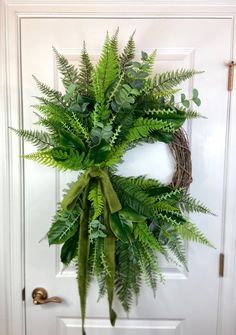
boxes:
[13,30,213,334]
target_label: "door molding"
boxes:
[1,2,236,335]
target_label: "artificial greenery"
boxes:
[13,30,213,335]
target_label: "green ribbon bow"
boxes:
[61,167,122,214]
[61,167,121,334]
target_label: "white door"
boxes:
[20,17,231,335]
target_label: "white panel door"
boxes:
[20,17,231,335]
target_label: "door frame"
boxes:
[1,1,236,334]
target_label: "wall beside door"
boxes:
[1,1,236,335]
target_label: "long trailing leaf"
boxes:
[48,209,80,245]
[60,230,79,265]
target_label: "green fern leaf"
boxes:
[134,222,163,252]
[90,238,105,279]
[10,128,54,149]
[115,241,141,312]
[165,234,188,269]
[120,31,136,69]
[176,222,213,247]
[136,242,163,291]
[92,33,119,104]
[126,118,176,143]
[66,112,91,146]
[53,47,79,89]
[110,28,120,64]
[88,182,104,220]
[32,75,64,104]
[179,194,214,215]
[156,69,201,91]
[111,175,156,219]
[78,42,94,96]
[126,175,164,190]
[23,147,92,171]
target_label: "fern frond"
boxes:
[32,75,64,104]
[156,187,185,202]
[109,125,122,147]
[92,33,119,104]
[105,142,128,167]
[78,42,94,96]
[179,194,214,215]
[143,50,157,76]
[110,28,120,64]
[126,175,164,190]
[23,148,92,171]
[90,238,105,279]
[53,47,79,89]
[23,150,56,167]
[176,222,213,247]
[136,242,162,291]
[35,115,62,133]
[145,108,179,117]
[88,182,104,220]
[157,212,186,227]
[165,235,188,269]
[120,31,136,69]
[66,112,91,145]
[134,222,163,252]
[155,201,180,213]
[115,241,141,312]
[107,73,124,104]
[174,105,203,119]
[10,128,54,149]
[156,69,201,91]
[126,118,176,143]
[111,175,156,219]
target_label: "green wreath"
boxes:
[13,30,214,335]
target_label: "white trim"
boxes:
[1,2,236,335]
[0,2,25,335]
[0,1,10,334]
[217,15,236,335]
[4,0,236,6]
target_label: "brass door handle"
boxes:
[32,287,62,305]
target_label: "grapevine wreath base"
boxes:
[13,30,213,334]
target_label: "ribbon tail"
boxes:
[78,184,90,335]
[103,201,117,326]
[100,170,122,214]
[104,236,117,326]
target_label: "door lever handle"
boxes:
[32,287,62,305]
